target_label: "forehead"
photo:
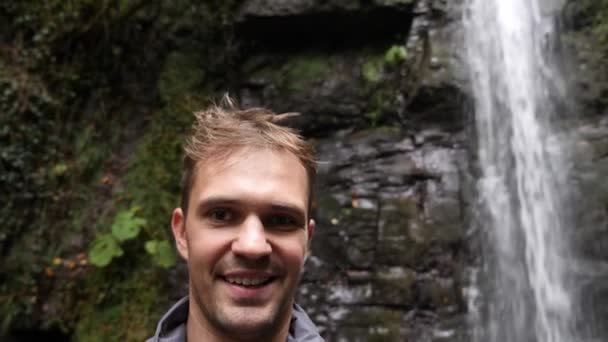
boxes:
[191,147,309,207]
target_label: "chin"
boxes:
[216,308,280,338]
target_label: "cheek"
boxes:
[186,229,232,268]
[273,236,309,268]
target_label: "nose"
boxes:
[231,215,272,259]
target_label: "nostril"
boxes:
[231,237,272,258]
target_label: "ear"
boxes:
[171,208,189,261]
[307,218,315,243]
[304,219,315,261]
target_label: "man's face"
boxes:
[171,147,314,340]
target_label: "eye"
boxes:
[207,208,234,223]
[265,214,300,230]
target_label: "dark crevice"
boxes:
[236,7,415,52]
[7,329,70,342]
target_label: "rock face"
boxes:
[300,127,468,341]
[234,0,470,340]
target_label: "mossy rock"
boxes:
[279,55,333,91]
[373,0,414,6]
[376,237,430,269]
[424,196,463,245]
[249,54,333,92]
[415,277,459,310]
[330,306,406,341]
[373,267,416,305]
[379,197,420,238]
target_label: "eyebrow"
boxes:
[195,197,307,220]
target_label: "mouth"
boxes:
[222,275,276,288]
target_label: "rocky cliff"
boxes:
[230,0,608,340]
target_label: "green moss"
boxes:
[73,268,167,342]
[245,54,332,93]
[158,52,205,104]
[365,109,381,127]
[589,0,608,42]
[365,88,395,127]
[69,46,219,339]
[351,125,401,138]
[576,0,608,50]
[374,268,416,305]
[283,55,331,91]
[361,57,384,83]
[120,51,210,255]
[336,307,404,341]
[287,56,330,80]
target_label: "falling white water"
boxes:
[463,0,578,341]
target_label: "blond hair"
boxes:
[180,95,317,215]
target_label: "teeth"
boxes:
[225,276,270,286]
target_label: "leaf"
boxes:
[52,163,68,176]
[384,45,408,65]
[144,240,158,254]
[89,234,123,267]
[111,209,146,242]
[362,59,383,83]
[145,239,176,268]
[154,241,176,268]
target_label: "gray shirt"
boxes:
[146,297,324,342]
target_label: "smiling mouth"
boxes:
[223,276,275,287]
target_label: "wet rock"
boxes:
[325,306,407,341]
[301,126,466,337]
[373,266,417,305]
[238,53,367,135]
[415,276,460,311]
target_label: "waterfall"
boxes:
[463,0,581,341]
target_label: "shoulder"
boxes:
[289,303,325,342]
[146,296,189,342]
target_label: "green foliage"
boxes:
[0,4,145,334]
[124,72,202,243]
[145,240,177,268]
[89,234,124,267]
[362,44,408,84]
[158,52,205,103]
[384,45,408,65]
[590,1,608,50]
[0,0,238,339]
[72,268,167,342]
[360,47,406,127]
[75,46,213,340]
[362,57,384,83]
[89,207,146,267]
[365,88,395,127]
[111,208,146,242]
[575,0,608,48]
[366,110,382,127]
